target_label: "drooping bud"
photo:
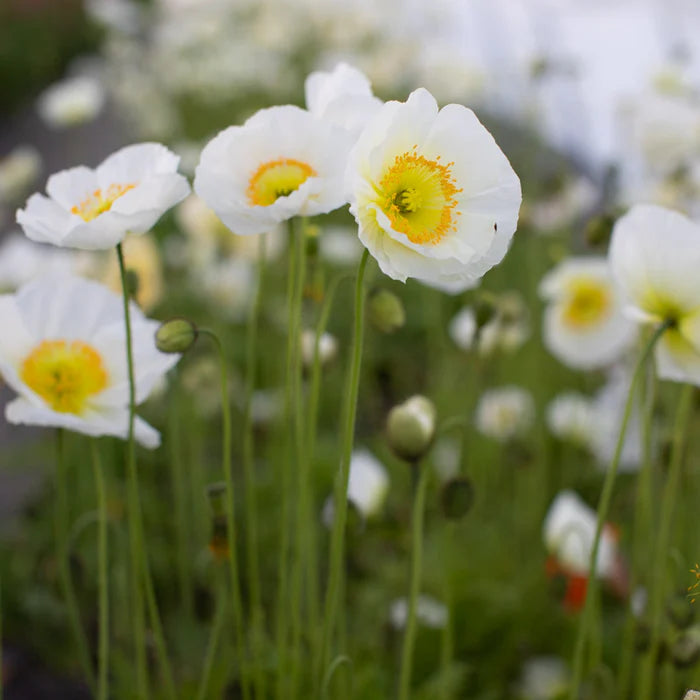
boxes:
[155,318,198,354]
[386,395,437,463]
[440,477,475,520]
[206,482,228,561]
[368,289,405,334]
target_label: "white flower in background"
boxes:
[323,449,390,524]
[610,204,700,385]
[176,195,285,268]
[17,143,190,250]
[0,275,178,447]
[347,87,521,289]
[475,386,534,442]
[546,392,596,448]
[318,225,365,266]
[300,329,338,369]
[516,656,569,700]
[539,257,637,370]
[543,491,617,580]
[448,307,477,351]
[0,234,76,291]
[36,76,106,129]
[528,176,598,234]
[85,0,143,34]
[589,365,643,472]
[389,595,448,630]
[305,62,383,138]
[0,146,42,204]
[194,106,352,236]
[194,258,255,322]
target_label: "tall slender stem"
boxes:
[569,321,672,699]
[196,572,227,700]
[638,383,694,700]
[242,235,267,700]
[399,464,430,700]
[117,243,176,699]
[318,249,370,688]
[91,440,109,700]
[55,429,95,688]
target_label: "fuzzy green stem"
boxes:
[91,440,109,700]
[199,328,250,699]
[638,383,694,700]
[318,249,370,688]
[568,320,672,699]
[399,463,430,700]
[55,430,95,688]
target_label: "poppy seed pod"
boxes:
[386,395,436,463]
[156,318,198,354]
[368,288,406,334]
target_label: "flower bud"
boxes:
[672,626,700,668]
[125,268,140,299]
[684,691,700,700]
[386,395,436,463]
[368,289,405,334]
[155,318,198,354]
[440,477,474,520]
[206,482,227,518]
[206,482,229,561]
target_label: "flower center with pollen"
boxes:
[71,184,136,222]
[379,147,462,246]
[20,340,109,414]
[563,277,612,329]
[247,158,316,206]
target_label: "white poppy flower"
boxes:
[347,87,521,288]
[539,257,637,370]
[543,491,617,580]
[305,62,383,138]
[194,105,353,236]
[389,594,448,630]
[17,143,191,250]
[546,392,596,448]
[37,75,106,129]
[0,146,42,204]
[474,386,534,442]
[0,275,178,448]
[609,204,700,385]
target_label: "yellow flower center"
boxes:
[71,183,136,222]
[563,277,612,329]
[379,147,462,246]
[20,340,109,414]
[246,158,316,206]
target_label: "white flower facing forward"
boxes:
[0,275,179,447]
[347,88,521,288]
[305,62,383,138]
[17,143,190,250]
[610,204,700,385]
[539,257,637,370]
[475,386,534,443]
[543,491,618,580]
[194,106,353,236]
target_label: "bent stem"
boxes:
[399,463,430,700]
[117,243,175,698]
[637,383,694,700]
[91,440,109,700]
[318,249,370,688]
[568,321,671,699]
[55,430,95,689]
[199,328,249,700]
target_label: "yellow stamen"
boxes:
[379,148,462,246]
[246,158,316,206]
[71,183,136,222]
[562,277,612,329]
[21,340,108,414]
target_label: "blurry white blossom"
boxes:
[475,386,535,442]
[546,392,596,448]
[389,595,447,630]
[0,146,42,204]
[0,233,76,291]
[516,656,569,700]
[37,76,106,129]
[319,226,364,266]
[300,329,338,370]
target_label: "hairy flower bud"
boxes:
[155,318,198,354]
[386,395,436,463]
[368,288,405,334]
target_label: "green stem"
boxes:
[638,383,694,700]
[318,249,370,688]
[196,573,227,700]
[568,320,671,699]
[242,235,267,700]
[199,328,250,700]
[439,523,455,700]
[91,441,109,700]
[399,464,430,700]
[55,429,95,688]
[117,243,176,699]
